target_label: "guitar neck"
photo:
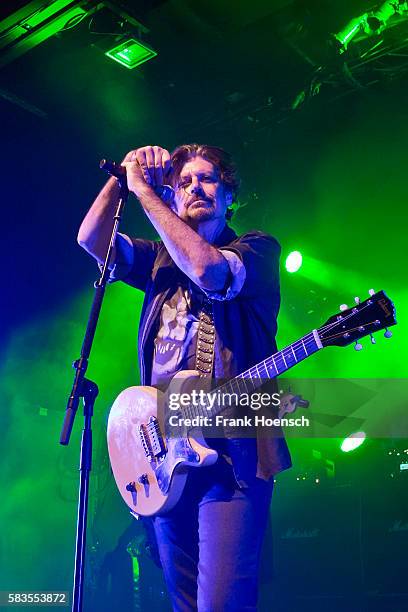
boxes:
[191,330,322,420]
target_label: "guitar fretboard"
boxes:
[182,330,322,423]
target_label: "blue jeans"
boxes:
[152,457,274,611]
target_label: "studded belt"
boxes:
[195,297,215,378]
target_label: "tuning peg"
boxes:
[368,288,375,296]
[354,341,363,351]
[340,304,349,312]
[370,334,376,344]
[354,297,361,304]
[384,328,393,338]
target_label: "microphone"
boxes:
[99,159,174,203]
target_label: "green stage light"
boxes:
[367,1,408,33]
[285,251,303,273]
[105,38,157,69]
[333,1,408,53]
[341,431,366,453]
[333,14,368,52]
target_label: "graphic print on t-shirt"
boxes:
[151,286,199,385]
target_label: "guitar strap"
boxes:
[195,297,215,378]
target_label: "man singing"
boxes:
[77,144,292,611]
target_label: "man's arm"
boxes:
[136,188,229,292]
[124,147,230,292]
[77,175,122,263]
[77,149,141,262]
[77,146,230,292]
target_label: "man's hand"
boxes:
[122,146,172,197]
[116,145,230,294]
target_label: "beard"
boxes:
[187,204,215,222]
[187,198,214,216]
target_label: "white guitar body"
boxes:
[107,371,218,517]
[107,290,396,517]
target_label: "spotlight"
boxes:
[340,431,366,453]
[332,1,408,53]
[333,14,368,53]
[285,251,303,273]
[366,0,408,33]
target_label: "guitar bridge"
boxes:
[139,416,166,462]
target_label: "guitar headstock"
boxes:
[317,290,396,348]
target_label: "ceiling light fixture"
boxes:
[105,38,157,69]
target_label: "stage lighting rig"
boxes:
[333,13,369,53]
[0,1,155,70]
[0,0,95,68]
[333,1,408,53]
[366,0,408,33]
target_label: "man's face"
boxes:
[172,156,231,226]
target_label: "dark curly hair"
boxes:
[169,144,240,221]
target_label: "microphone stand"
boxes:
[59,170,129,612]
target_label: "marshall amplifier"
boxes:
[270,483,361,600]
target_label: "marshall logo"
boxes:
[281,527,320,539]
[388,520,408,533]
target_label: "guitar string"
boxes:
[239,301,382,383]
[193,302,381,398]
[171,300,385,419]
[254,300,378,373]
[317,320,380,341]
[317,301,377,336]
[197,302,384,411]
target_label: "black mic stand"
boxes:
[60,171,129,612]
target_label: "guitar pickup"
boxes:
[139,416,166,461]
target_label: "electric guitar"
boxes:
[107,290,396,517]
